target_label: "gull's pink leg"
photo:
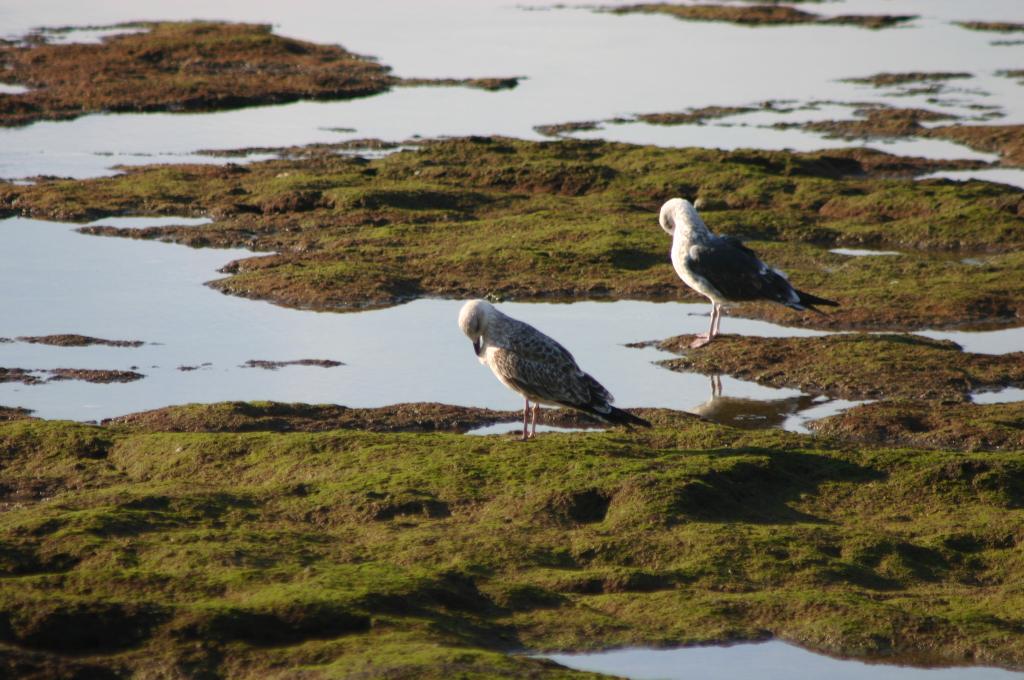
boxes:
[690,303,717,348]
[522,398,530,441]
[530,403,539,439]
[710,303,722,338]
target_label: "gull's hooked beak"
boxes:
[473,338,482,357]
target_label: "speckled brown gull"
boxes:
[457,299,650,440]
[659,198,838,348]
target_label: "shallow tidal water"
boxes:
[543,641,1024,679]
[0,216,834,424]
[2,216,1020,425]
[1,1,1023,179]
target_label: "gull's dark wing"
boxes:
[685,236,799,305]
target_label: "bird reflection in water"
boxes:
[687,375,818,430]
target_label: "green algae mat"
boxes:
[1,110,1024,676]
[1,411,1022,677]
[3,137,1023,330]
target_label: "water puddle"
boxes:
[685,375,869,432]
[920,327,1024,355]
[784,397,872,433]
[920,168,1024,191]
[86,216,213,228]
[973,387,1024,405]
[29,26,148,45]
[0,83,30,95]
[464,423,598,436]
[830,248,902,257]
[542,641,1024,679]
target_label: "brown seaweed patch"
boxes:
[401,76,523,91]
[177,363,212,372]
[241,359,344,370]
[1,366,145,385]
[956,21,1024,34]
[0,368,44,385]
[782,105,1024,167]
[533,121,602,138]
[0,22,519,127]
[811,400,1024,451]
[46,368,145,384]
[609,4,915,29]
[16,334,145,348]
[929,124,1024,167]
[636,106,757,125]
[655,334,1024,402]
[997,70,1024,86]
[791,106,958,139]
[843,72,973,88]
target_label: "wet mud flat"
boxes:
[0,408,1022,677]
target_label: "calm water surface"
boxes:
[0,217,832,422]
[1,1,1022,178]
[543,641,1024,679]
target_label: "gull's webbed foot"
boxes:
[689,334,712,349]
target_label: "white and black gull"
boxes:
[458,299,651,440]
[659,198,838,348]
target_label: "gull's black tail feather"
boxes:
[794,289,839,313]
[602,406,652,429]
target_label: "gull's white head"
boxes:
[658,197,708,239]
[458,299,496,357]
